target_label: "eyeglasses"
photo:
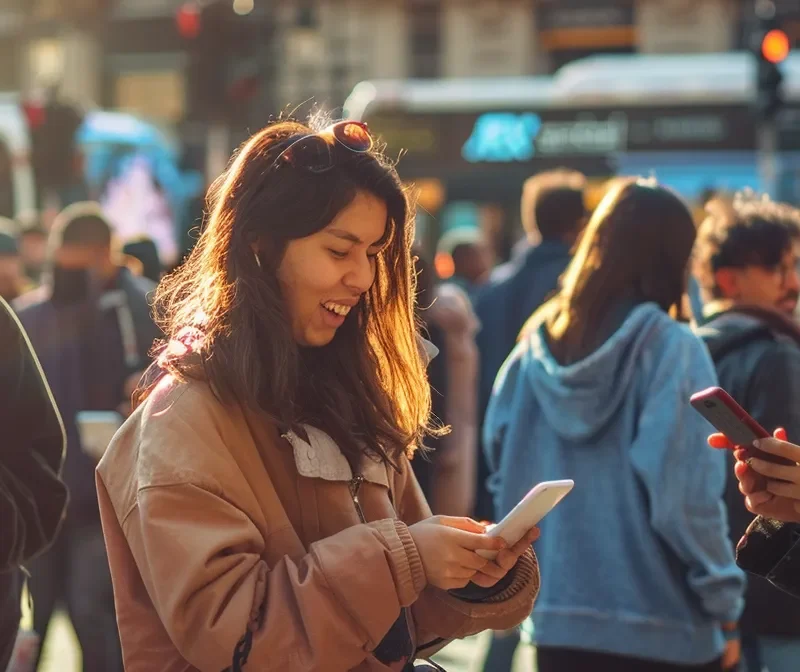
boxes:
[275,121,373,174]
[773,259,800,285]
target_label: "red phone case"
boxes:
[691,387,794,470]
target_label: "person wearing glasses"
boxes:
[694,193,800,672]
[95,119,540,672]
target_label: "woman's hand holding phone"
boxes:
[709,428,800,523]
[408,517,539,591]
[409,516,506,591]
[469,527,540,588]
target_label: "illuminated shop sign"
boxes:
[462,111,628,163]
[461,113,542,162]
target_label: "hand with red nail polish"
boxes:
[709,428,800,523]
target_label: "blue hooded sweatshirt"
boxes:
[484,303,745,665]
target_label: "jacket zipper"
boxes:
[351,472,423,663]
[349,474,366,523]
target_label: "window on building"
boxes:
[114,69,186,122]
[296,1,317,28]
[408,0,441,79]
[0,35,19,92]
[28,38,64,86]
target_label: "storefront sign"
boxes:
[461,113,542,162]
[456,106,755,166]
[538,0,634,31]
[537,0,636,50]
[366,103,799,186]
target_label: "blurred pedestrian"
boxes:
[0,220,30,302]
[122,236,162,283]
[414,247,479,517]
[474,169,586,521]
[473,170,587,672]
[0,295,68,670]
[14,202,160,672]
[695,193,800,671]
[437,227,492,295]
[485,179,745,672]
[18,223,49,285]
[95,119,540,671]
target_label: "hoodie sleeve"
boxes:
[482,345,525,516]
[629,326,745,624]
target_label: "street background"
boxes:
[4,1,800,671]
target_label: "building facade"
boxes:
[2,0,781,121]
[1,0,788,160]
[270,0,750,110]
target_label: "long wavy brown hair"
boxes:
[531,178,696,365]
[138,118,431,466]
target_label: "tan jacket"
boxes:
[96,377,539,672]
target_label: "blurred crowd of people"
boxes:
[3,116,800,672]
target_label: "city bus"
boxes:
[344,52,800,254]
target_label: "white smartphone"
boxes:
[478,479,574,559]
[76,411,124,462]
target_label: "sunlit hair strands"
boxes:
[138,117,432,467]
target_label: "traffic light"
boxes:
[752,12,790,122]
[175,2,202,40]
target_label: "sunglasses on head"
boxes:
[275,121,374,174]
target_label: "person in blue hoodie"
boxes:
[484,178,746,672]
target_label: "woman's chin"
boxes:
[297,327,337,348]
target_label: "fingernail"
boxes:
[752,439,762,449]
[746,458,755,466]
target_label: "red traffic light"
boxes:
[762,29,790,64]
[176,2,201,39]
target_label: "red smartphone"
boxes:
[691,387,794,489]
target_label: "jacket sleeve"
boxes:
[108,476,426,671]
[630,329,745,624]
[393,455,539,657]
[736,517,800,598]
[0,297,68,571]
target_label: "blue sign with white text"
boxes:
[461,112,542,163]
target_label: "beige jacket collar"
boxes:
[282,425,389,488]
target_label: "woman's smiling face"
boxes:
[276,190,388,347]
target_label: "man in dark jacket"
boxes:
[695,194,800,672]
[14,202,160,672]
[0,296,68,670]
[472,170,586,672]
[473,169,586,520]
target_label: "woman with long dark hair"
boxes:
[95,119,539,672]
[484,179,745,672]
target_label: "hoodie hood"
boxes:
[522,302,673,441]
